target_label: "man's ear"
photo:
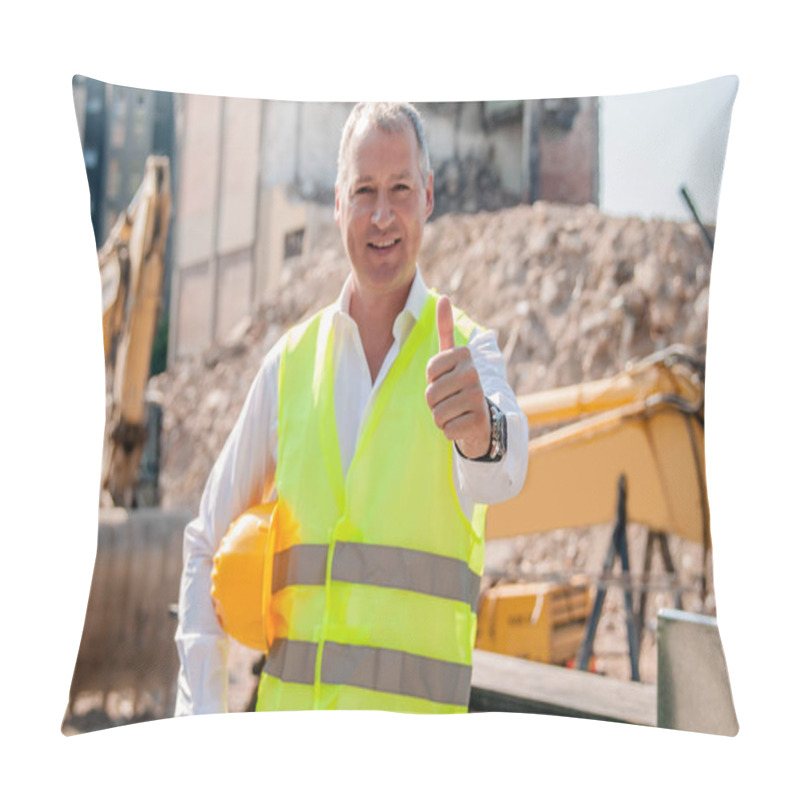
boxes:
[425,171,435,220]
[334,184,341,223]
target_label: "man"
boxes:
[174,102,527,715]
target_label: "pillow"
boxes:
[63,73,739,740]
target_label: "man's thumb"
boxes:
[437,295,455,352]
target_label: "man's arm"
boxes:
[173,341,281,715]
[426,295,527,505]
[455,325,528,504]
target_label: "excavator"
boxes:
[469,345,738,732]
[477,344,709,679]
[490,344,707,547]
[64,156,175,729]
[98,155,171,507]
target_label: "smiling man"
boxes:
[337,114,431,310]
[174,102,528,715]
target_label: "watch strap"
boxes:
[456,398,507,463]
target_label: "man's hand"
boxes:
[425,295,492,459]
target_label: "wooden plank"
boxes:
[469,649,656,726]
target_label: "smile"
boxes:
[368,239,400,250]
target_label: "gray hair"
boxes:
[336,102,431,190]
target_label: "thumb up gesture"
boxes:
[425,295,492,459]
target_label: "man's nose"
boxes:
[371,190,394,227]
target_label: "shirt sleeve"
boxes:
[452,327,528,505]
[173,339,282,716]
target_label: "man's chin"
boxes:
[354,267,415,302]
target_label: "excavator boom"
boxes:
[487,345,709,548]
[99,155,171,507]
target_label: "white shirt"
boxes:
[174,269,528,715]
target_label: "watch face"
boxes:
[488,399,506,461]
[466,399,506,462]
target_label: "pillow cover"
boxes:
[63,76,738,737]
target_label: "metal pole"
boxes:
[577,475,627,671]
[614,481,640,682]
[680,185,715,255]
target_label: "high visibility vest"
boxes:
[254,291,487,713]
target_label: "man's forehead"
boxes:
[344,119,420,177]
[351,114,413,141]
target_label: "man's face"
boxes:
[335,120,434,305]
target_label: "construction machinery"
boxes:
[475,576,592,665]
[477,344,709,679]
[488,344,707,547]
[98,155,171,508]
[64,156,177,731]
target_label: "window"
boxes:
[284,229,305,260]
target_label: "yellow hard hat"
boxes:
[210,501,277,653]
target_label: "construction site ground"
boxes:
[68,199,716,728]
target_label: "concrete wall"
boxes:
[171,95,265,358]
[174,93,221,269]
[259,101,349,200]
[171,95,315,361]
[175,262,212,356]
[539,97,598,205]
[218,98,261,253]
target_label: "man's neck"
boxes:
[349,279,413,383]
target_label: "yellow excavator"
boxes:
[477,344,708,678]
[98,155,171,508]
[488,344,707,547]
[63,156,174,730]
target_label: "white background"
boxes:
[600,75,738,222]
[2,1,797,797]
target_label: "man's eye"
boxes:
[394,184,410,192]
[355,186,374,195]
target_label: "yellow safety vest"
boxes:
[255,291,487,713]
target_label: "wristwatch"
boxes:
[470,398,507,463]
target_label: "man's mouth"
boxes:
[368,238,400,250]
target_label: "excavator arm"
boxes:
[99,155,171,507]
[487,345,709,548]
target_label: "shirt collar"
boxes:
[334,268,430,342]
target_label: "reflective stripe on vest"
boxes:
[257,291,486,713]
[264,639,473,707]
[264,638,317,685]
[272,541,481,613]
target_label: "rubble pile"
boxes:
[152,200,712,514]
[420,202,711,393]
